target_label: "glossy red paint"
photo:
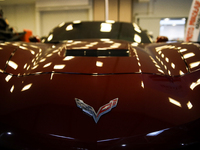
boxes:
[0,40,200,149]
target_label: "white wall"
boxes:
[36,0,93,37]
[160,25,185,41]
[40,9,89,37]
[2,4,36,34]
[1,0,92,37]
[139,18,160,41]
[133,0,193,41]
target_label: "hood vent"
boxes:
[65,49,129,57]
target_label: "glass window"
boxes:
[159,18,186,41]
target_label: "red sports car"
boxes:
[0,21,200,149]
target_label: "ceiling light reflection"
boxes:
[30,45,38,49]
[85,44,93,47]
[168,70,171,76]
[72,41,82,44]
[96,61,103,67]
[141,81,144,88]
[146,128,169,136]
[50,134,75,140]
[63,56,74,61]
[110,43,121,48]
[165,57,169,62]
[50,71,55,80]
[40,58,46,62]
[169,97,181,107]
[179,70,184,75]
[31,65,38,70]
[133,23,141,33]
[100,39,110,42]
[32,58,35,63]
[30,50,35,55]
[158,69,164,74]
[21,83,32,92]
[24,63,27,69]
[7,132,12,135]
[66,24,73,31]
[43,62,52,68]
[46,53,53,57]
[8,61,18,70]
[54,65,65,69]
[155,45,174,52]
[73,20,81,24]
[106,20,115,24]
[134,34,141,43]
[90,42,98,45]
[19,46,27,50]
[155,64,160,68]
[179,49,187,52]
[66,40,73,44]
[121,144,127,147]
[53,49,59,53]
[26,65,30,70]
[10,85,14,93]
[100,23,112,32]
[131,43,139,46]
[5,74,12,82]
[183,53,195,59]
[58,22,65,27]
[171,63,175,69]
[97,137,120,143]
[189,61,200,69]
[187,101,193,109]
[190,78,200,90]
[47,34,53,41]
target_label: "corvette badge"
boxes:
[75,98,118,123]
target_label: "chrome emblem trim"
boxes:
[75,98,118,123]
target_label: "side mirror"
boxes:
[156,36,168,43]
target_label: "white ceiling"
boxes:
[0,0,36,5]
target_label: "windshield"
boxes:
[45,21,152,43]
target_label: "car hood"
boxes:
[0,40,200,149]
[1,67,200,149]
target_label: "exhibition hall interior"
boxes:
[0,0,200,150]
[0,0,194,42]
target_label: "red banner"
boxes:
[185,0,200,42]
